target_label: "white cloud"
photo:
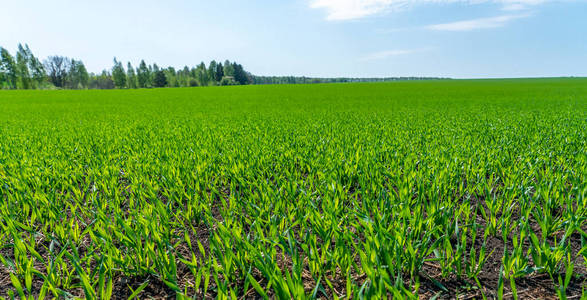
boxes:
[310,0,399,21]
[500,0,546,10]
[309,0,546,21]
[359,49,418,61]
[427,13,530,31]
[501,3,528,10]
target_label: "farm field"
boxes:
[0,79,586,299]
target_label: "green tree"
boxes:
[111,58,127,89]
[137,60,150,88]
[0,47,17,89]
[44,56,69,88]
[152,70,167,87]
[16,44,32,89]
[67,59,89,89]
[23,44,46,88]
[233,63,251,85]
[196,62,209,86]
[219,76,237,86]
[0,60,3,88]
[208,60,218,84]
[88,70,115,89]
[178,66,191,87]
[215,62,224,82]
[223,60,234,77]
[164,67,178,87]
[151,64,160,86]
[127,62,137,88]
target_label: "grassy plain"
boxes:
[0,79,586,299]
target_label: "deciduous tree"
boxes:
[137,60,150,88]
[24,44,46,88]
[16,44,32,89]
[44,56,70,88]
[127,62,137,88]
[0,47,17,89]
[67,59,89,89]
[112,58,127,88]
[223,60,234,77]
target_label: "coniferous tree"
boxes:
[215,62,224,82]
[232,63,250,85]
[208,60,218,84]
[153,70,167,87]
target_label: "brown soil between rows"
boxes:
[1,198,585,299]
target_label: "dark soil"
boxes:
[1,199,585,300]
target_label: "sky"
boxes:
[1,0,586,78]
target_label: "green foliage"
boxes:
[44,56,70,88]
[219,76,237,86]
[3,42,438,91]
[252,75,446,84]
[232,63,251,85]
[44,56,88,89]
[0,79,585,298]
[0,47,17,89]
[16,44,32,89]
[153,70,167,87]
[223,59,234,77]
[127,62,138,89]
[112,58,127,89]
[67,59,89,89]
[24,44,47,88]
[164,67,178,87]
[215,62,224,82]
[89,70,115,89]
[208,60,219,84]
[137,59,151,88]
[195,62,210,86]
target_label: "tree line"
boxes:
[251,76,450,85]
[1,43,450,90]
[0,43,252,90]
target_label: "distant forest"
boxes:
[0,43,448,90]
[252,76,450,84]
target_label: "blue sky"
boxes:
[1,0,585,78]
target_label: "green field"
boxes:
[0,79,586,299]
